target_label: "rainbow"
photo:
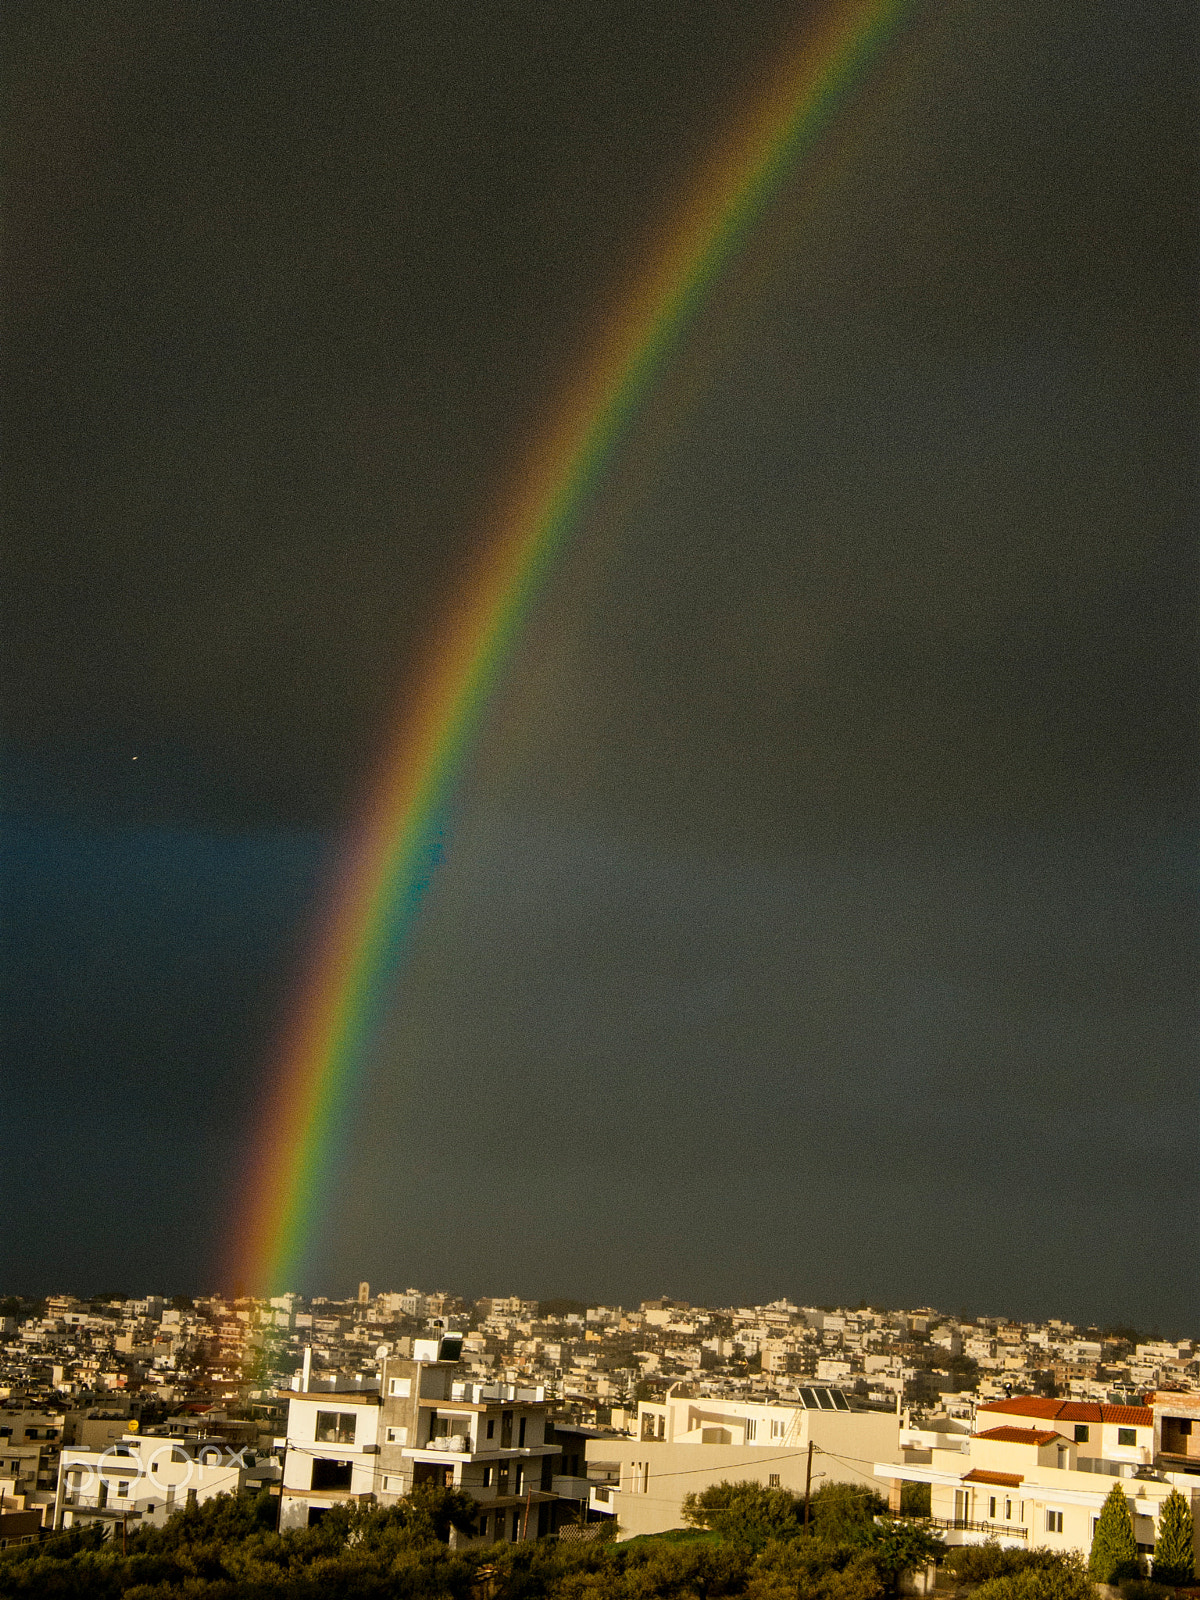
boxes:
[233,0,909,1296]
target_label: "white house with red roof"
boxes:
[875,1392,1200,1570]
[974,1397,1155,1471]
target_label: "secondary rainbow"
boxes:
[233,0,909,1297]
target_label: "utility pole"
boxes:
[803,1440,814,1532]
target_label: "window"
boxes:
[1074,1425,1089,1443]
[501,1412,513,1448]
[386,1427,407,1445]
[482,1466,492,1487]
[989,1497,997,1519]
[769,1474,781,1488]
[513,1464,523,1495]
[771,1419,784,1439]
[311,1458,353,1491]
[1180,1420,1193,1436]
[518,1417,527,1447]
[1046,1511,1063,1534]
[117,1482,130,1498]
[487,1420,495,1439]
[495,1512,506,1540]
[389,1378,412,1398]
[746,1419,757,1441]
[1117,1428,1137,1448]
[315,1411,357,1445]
[1005,1500,1012,1521]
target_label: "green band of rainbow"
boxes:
[233,0,908,1296]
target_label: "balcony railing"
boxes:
[426,1435,469,1453]
[931,1518,1028,1540]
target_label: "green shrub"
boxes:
[972,1551,1095,1600]
[946,1543,1066,1583]
[1119,1581,1171,1600]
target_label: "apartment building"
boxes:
[585,1388,904,1539]
[280,1335,562,1542]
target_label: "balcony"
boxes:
[425,1436,470,1453]
[930,1518,1027,1541]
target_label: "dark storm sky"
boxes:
[2,0,1196,1325]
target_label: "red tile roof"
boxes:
[977,1397,1152,1427]
[1094,1405,1154,1427]
[963,1469,1024,1487]
[978,1397,1063,1420]
[974,1426,1062,1446]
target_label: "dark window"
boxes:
[315,1411,357,1445]
[311,1458,353,1491]
[1074,1425,1089,1443]
[540,1455,553,1491]
[518,1417,527,1448]
[1179,1420,1193,1436]
[769,1474,781,1488]
[495,1511,505,1540]
[487,1420,495,1439]
[501,1411,513,1448]
[307,1506,328,1527]
[497,1463,509,1493]
[482,1466,492,1487]
[1117,1428,1137,1448]
[513,1464,523,1495]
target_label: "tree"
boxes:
[682,1481,803,1546]
[1152,1488,1195,1585]
[809,1483,887,1543]
[865,1519,946,1592]
[900,1482,931,1519]
[1088,1482,1140,1583]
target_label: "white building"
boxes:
[875,1394,1200,1567]
[280,1336,562,1542]
[586,1388,904,1540]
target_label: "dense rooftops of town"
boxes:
[3,1286,1194,1422]
[1,1284,1195,1544]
